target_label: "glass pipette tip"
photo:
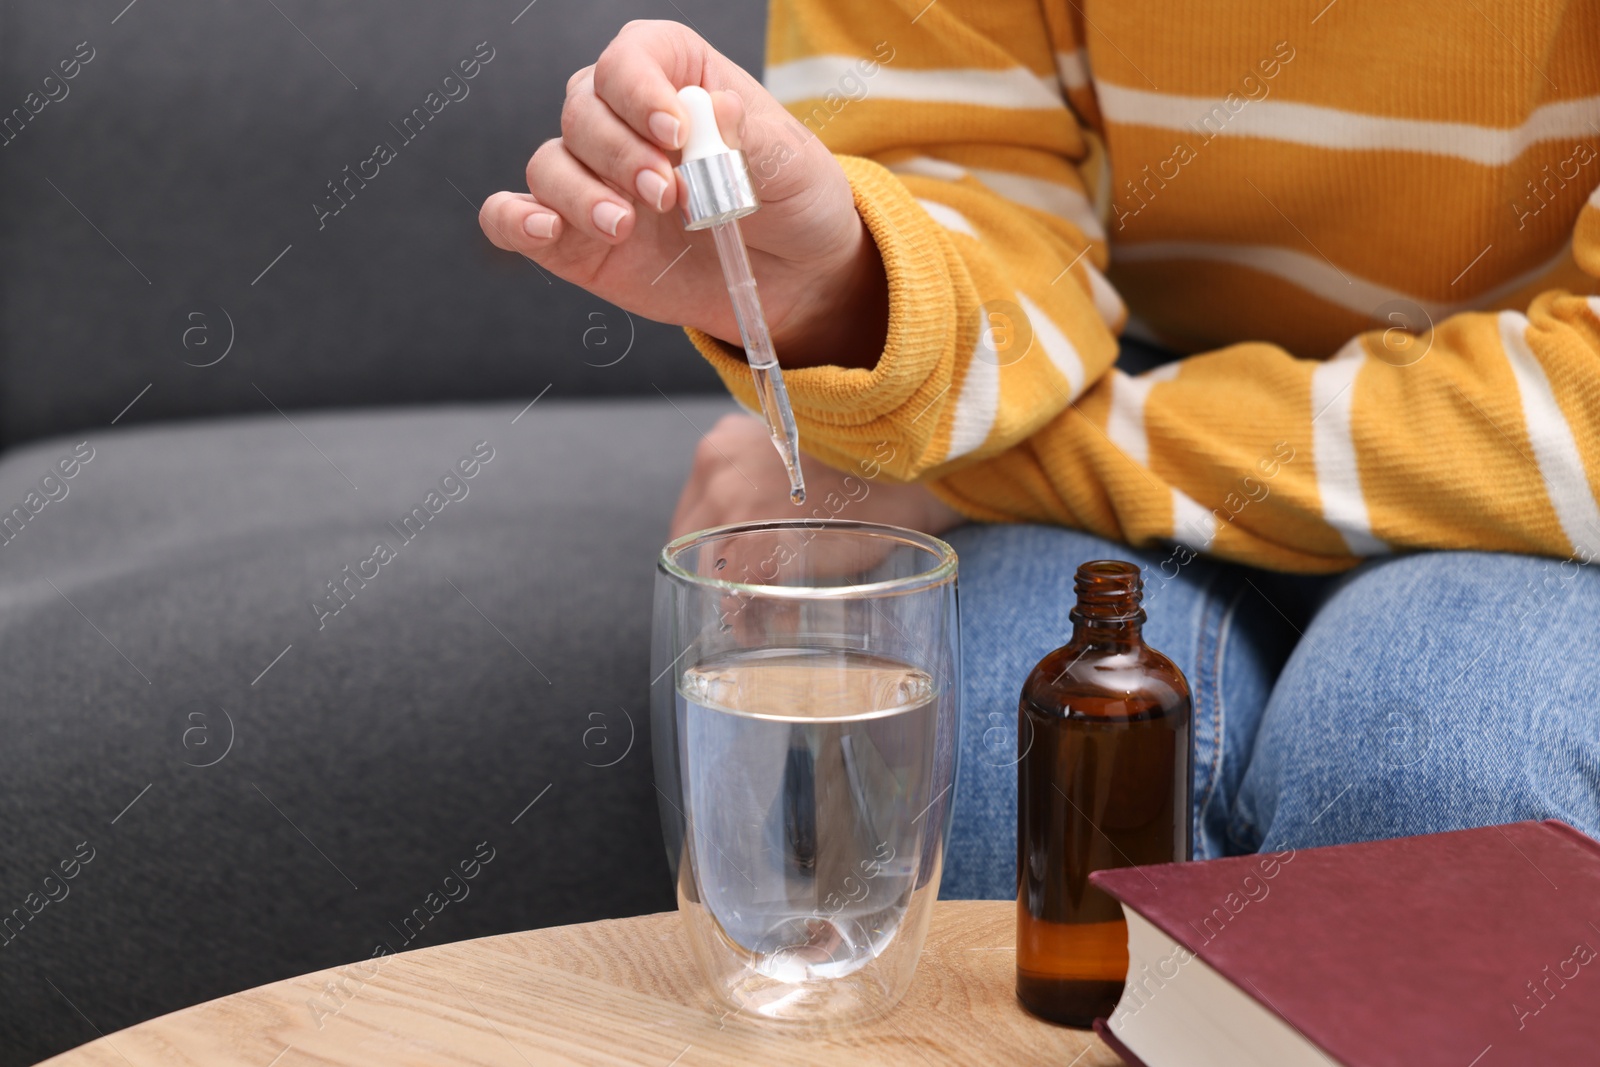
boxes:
[708,218,806,505]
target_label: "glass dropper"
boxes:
[674,86,806,506]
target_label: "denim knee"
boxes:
[1234,551,1600,851]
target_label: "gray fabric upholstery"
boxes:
[1,1,769,1059]
[0,0,760,447]
[0,396,734,1064]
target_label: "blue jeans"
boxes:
[937,522,1600,899]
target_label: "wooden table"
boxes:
[45,901,1125,1066]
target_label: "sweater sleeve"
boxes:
[689,0,1600,572]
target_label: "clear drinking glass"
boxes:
[652,519,961,1024]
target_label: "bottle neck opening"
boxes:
[1070,560,1146,645]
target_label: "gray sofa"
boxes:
[0,2,754,1061]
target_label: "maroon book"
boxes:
[1089,821,1600,1067]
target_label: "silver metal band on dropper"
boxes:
[676,151,759,231]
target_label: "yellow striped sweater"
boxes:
[688,0,1600,572]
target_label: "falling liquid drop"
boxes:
[790,487,807,506]
[715,557,727,571]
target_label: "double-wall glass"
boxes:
[652,520,960,1024]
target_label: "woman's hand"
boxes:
[478,20,887,370]
[670,413,965,540]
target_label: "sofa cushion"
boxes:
[0,395,732,1063]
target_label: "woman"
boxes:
[479,2,1600,895]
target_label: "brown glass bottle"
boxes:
[1016,560,1192,1027]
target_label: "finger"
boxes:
[478,190,563,252]
[671,412,798,537]
[710,89,746,151]
[669,473,707,540]
[562,70,677,215]
[673,432,737,539]
[672,499,718,542]
[525,137,635,242]
[592,20,713,150]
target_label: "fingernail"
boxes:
[523,212,557,239]
[648,110,681,149]
[592,201,627,237]
[635,169,670,212]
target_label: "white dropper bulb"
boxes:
[677,85,730,163]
